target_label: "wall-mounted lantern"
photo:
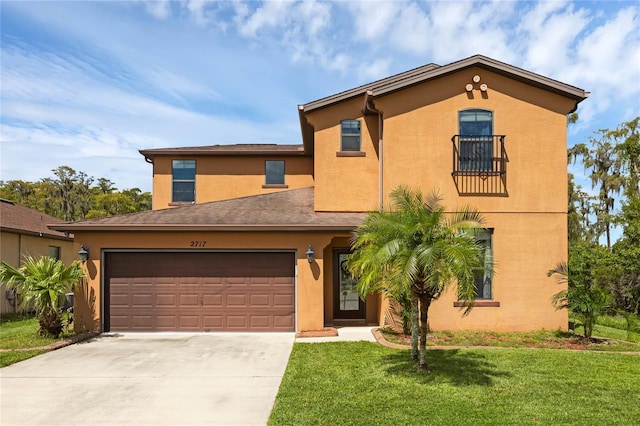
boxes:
[305,245,315,264]
[78,245,89,263]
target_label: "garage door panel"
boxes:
[226,316,248,328]
[131,294,153,307]
[274,294,294,307]
[107,252,295,332]
[179,294,200,307]
[227,294,247,306]
[250,316,271,328]
[274,316,295,329]
[132,316,153,327]
[203,316,223,328]
[110,294,130,307]
[179,316,200,328]
[156,316,177,327]
[250,294,270,307]
[156,294,176,306]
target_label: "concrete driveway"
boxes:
[0,332,294,426]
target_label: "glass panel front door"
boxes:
[333,249,366,320]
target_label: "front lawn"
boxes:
[269,342,640,425]
[380,328,640,351]
[0,313,76,367]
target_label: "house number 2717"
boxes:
[190,241,207,247]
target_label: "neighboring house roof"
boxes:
[50,188,365,232]
[0,199,73,240]
[140,144,307,162]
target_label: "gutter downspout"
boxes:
[362,90,383,209]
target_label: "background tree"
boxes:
[611,117,639,198]
[347,187,489,371]
[570,134,622,250]
[0,257,85,338]
[0,167,151,220]
[611,196,640,314]
[548,244,613,339]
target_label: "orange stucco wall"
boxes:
[76,65,574,333]
[151,156,314,209]
[307,98,380,212]
[426,212,567,331]
[0,231,75,314]
[71,230,349,333]
[306,66,572,331]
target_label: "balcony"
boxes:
[451,135,508,196]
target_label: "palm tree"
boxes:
[0,256,85,337]
[547,261,611,339]
[347,186,490,371]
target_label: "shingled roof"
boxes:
[0,200,72,240]
[140,144,307,162]
[298,54,589,153]
[50,188,366,232]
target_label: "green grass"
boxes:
[596,313,640,331]
[0,313,77,367]
[574,323,640,344]
[0,350,47,368]
[380,328,640,352]
[269,342,640,425]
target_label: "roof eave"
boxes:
[301,54,588,113]
[1,226,73,241]
[139,148,308,159]
[298,105,315,155]
[49,224,359,232]
[374,56,589,105]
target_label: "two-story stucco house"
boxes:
[52,55,588,334]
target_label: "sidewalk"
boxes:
[296,326,377,343]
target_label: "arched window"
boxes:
[458,109,493,171]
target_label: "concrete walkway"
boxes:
[296,326,377,343]
[1,332,294,426]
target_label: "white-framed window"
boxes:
[172,160,196,202]
[340,119,361,151]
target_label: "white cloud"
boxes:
[1,0,638,195]
[518,2,590,75]
[346,1,401,41]
[236,1,292,38]
[389,2,431,56]
[140,0,171,20]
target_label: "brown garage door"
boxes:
[105,252,295,332]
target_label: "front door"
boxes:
[333,249,366,320]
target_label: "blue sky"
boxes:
[1,0,639,197]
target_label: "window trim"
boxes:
[171,159,196,203]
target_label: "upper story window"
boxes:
[340,119,361,152]
[265,160,285,186]
[458,109,493,171]
[172,160,196,203]
[474,229,493,299]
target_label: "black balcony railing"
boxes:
[451,135,507,196]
